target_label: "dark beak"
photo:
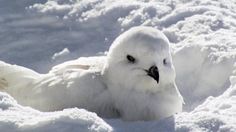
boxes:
[147,65,159,83]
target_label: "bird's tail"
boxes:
[0,61,40,92]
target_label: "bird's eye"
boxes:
[163,58,168,65]
[127,55,136,63]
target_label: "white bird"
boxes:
[0,26,183,121]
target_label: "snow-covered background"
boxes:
[1,0,236,131]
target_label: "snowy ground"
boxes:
[1,0,236,131]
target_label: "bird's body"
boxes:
[0,26,183,121]
[0,57,115,117]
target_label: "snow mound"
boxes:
[0,92,112,132]
[175,76,236,131]
[173,43,236,111]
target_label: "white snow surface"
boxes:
[1,0,236,131]
[0,93,112,132]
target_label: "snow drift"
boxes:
[0,0,236,131]
[0,93,112,132]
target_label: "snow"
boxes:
[0,93,112,132]
[52,48,70,60]
[0,0,236,131]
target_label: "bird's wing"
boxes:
[0,56,106,91]
[49,56,106,74]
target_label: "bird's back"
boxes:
[0,57,112,113]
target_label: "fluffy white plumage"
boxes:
[0,26,183,121]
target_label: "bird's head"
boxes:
[103,26,176,93]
